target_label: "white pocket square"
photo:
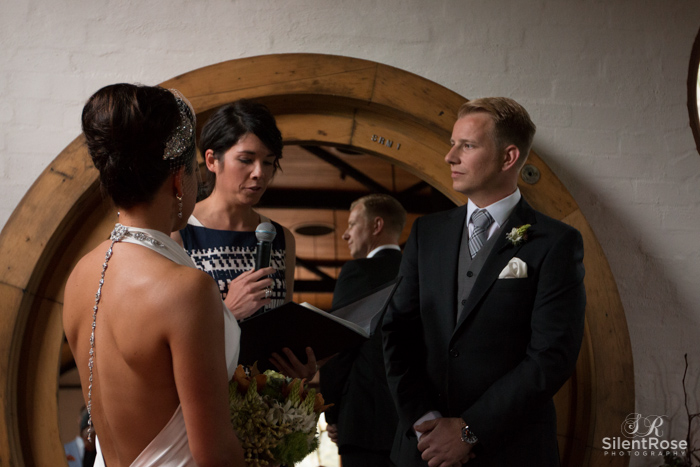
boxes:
[498,257,528,279]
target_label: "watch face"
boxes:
[461,426,477,444]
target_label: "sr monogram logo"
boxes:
[621,413,665,438]
[603,412,687,459]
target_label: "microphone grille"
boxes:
[255,222,277,242]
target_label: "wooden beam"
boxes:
[295,257,336,282]
[300,145,389,193]
[292,280,337,293]
[260,187,454,213]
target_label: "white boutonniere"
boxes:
[506,224,531,246]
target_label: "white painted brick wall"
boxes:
[2,0,699,465]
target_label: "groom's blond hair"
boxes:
[458,97,536,168]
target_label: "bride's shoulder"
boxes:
[64,241,112,334]
[65,240,113,290]
[159,264,221,317]
[156,266,224,345]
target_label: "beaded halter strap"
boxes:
[86,224,165,442]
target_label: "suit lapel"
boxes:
[453,198,537,333]
[434,206,468,335]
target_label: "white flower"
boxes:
[505,224,531,246]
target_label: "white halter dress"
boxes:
[93,226,240,467]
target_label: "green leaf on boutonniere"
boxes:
[506,224,531,246]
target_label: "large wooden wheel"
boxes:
[0,53,633,466]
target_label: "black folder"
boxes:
[238,278,400,370]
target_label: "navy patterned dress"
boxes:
[179,215,288,315]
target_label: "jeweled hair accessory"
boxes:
[163,89,196,161]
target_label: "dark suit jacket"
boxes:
[320,248,402,453]
[382,198,586,467]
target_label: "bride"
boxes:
[63,84,245,466]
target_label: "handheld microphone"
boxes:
[254,222,277,270]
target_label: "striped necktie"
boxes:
[469,209,494,258]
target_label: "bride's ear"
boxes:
[172,166,186,198]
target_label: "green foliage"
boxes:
[260,372,284,399]
[271,430,320,466]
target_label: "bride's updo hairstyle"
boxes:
[82,83,197,209]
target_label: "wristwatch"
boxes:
[460,421,478,445]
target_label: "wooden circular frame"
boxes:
[0,53,633,466]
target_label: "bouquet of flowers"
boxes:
[229,364,332,467]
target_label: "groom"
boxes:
[382,97,586,466]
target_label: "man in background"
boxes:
[64,406,96,467]
[320,193,406,467]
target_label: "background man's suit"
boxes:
[383,197,586,466]
[320,248,402,465]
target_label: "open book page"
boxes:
[327,279,400,335]
[239,301,369,369]
[238,279,400,370]
[299,302,368,336]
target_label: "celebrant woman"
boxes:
[172,99,295,319]
[63,83,245,466]
[172,100,317,379]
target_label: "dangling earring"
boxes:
[177,194,183,219]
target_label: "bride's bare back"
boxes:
[64,240,232,466]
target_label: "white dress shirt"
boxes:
[466,188,521,241]
[367,244,401,258]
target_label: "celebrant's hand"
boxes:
[327,424,339,444]
[223,267,276,320]
[269,347,318,379]
[415,417,475,466]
